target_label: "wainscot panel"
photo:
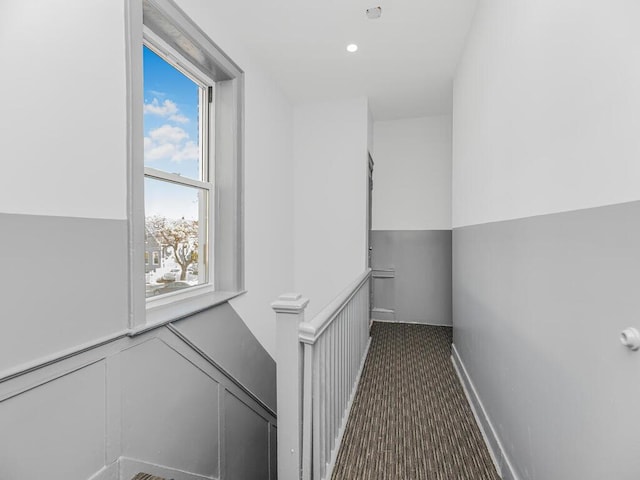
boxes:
[0,361,106,480]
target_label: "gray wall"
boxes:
[0,213,129,372]
[371,230,452,325]
[453,201,640,480]
[172,302,276,409]
[0,214,276,480]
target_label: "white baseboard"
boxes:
[451,344,519,480]
[371,307,395,321]
[88,462,119,480]
[119,457,216,480]
[372,318,453,327]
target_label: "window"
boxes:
[129,0,245,328]
[143,44,211,297]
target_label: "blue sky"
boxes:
[143,46,203,221]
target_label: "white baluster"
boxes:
[313,341,322,480]
[301,342,313,480]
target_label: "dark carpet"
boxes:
[131,474,167,480]
[331,322,500,480]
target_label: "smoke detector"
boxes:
[366,6,382,19]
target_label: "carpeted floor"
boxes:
[331,322,500,480]
[131,474,167,480]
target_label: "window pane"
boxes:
[143,46,201,180]
[144,177,208,298]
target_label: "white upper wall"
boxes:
[176,0,294,357]
[293,97,369,319]
[453,0,640,228]
[0,0,128,220]
[373,116,452,231]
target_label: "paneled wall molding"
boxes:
[166,324,276,417]
[0,308,277,479]
[1,306,264,413]
[0,359,105,404]
[0,329,130,386]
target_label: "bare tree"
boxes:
[145,215,198,281]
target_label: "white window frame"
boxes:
[126,0,245,332]
[143,33,214,302]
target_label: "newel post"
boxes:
[272,293,310,480]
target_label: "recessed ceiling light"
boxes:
[346,44,358,53]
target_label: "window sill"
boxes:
[131,287,246,336]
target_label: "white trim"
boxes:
[298,269,371,344]
[0,330,130,386]
[139,289,246,333]
[370,308,395,321]
[451,343,520,480]
[144,167,213,190]
[143,27,215,88]
[371,318,453,327]
[323,337,372,480]
[125,0,146,330]
[271,292,310,314]
[87,461,119,480]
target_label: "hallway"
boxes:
[332,322,498,480]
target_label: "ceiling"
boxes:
[202,0,477,121]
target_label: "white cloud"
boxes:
[144,98,178,116]
[144,125,198,163]
[169,113,189,124]
[172,141,199,162]
[144,97,191,124]
[145,141,177,160]
[149,125,188,143]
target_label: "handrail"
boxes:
[299,268,371,344]
[273,269,372,480]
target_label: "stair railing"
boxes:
[272,269,372,480]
